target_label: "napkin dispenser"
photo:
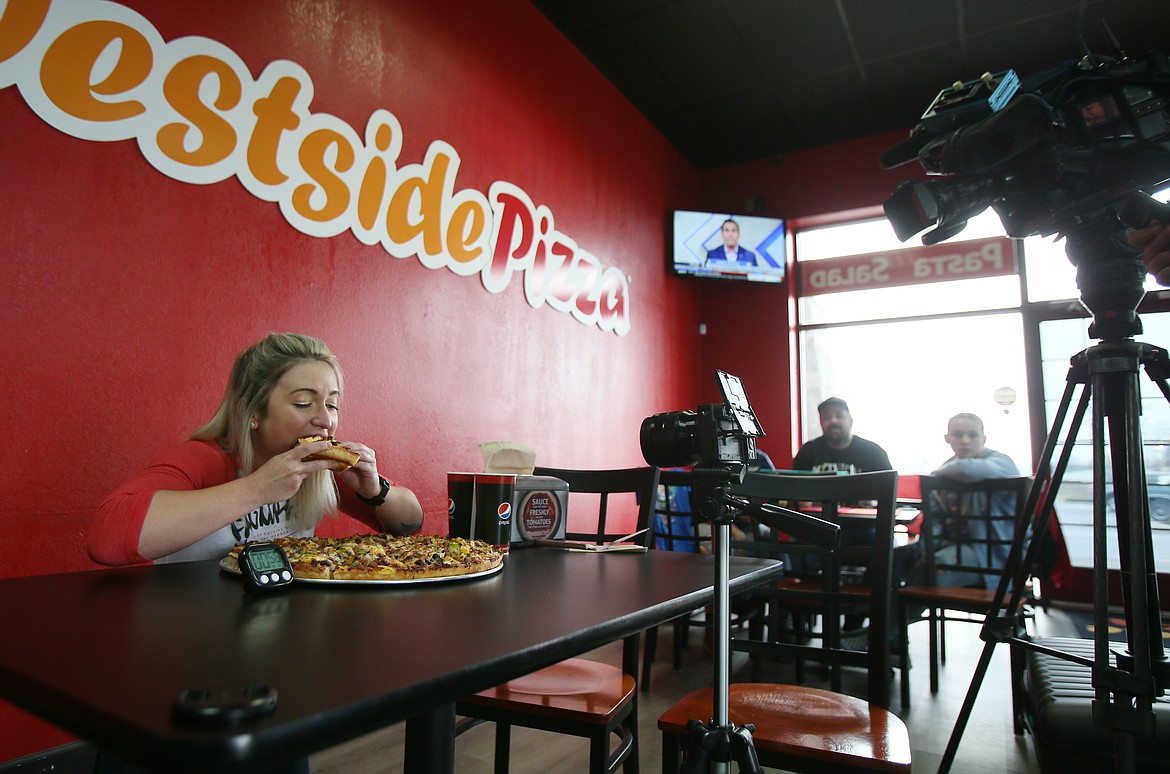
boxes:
[509,475,569,545]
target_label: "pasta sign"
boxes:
[0,0,631,335]
[799,237,1018,296]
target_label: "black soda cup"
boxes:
[447,472,476,539]
[473,473,516,553]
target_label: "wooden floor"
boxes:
[308,605,1088,774]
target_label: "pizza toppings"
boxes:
[228,534,503,581]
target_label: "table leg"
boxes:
[404,702,456,773]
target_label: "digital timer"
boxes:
[239,542,294,592]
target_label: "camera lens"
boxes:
[639,411,699,468]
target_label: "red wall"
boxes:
[699,131,922,220]
[1,0,707,759]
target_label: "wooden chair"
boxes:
[896,474,1033,709]
[726,469,901,708]
[455,465,660,774]
[659,683,912,773]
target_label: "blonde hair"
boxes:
[192,333,343,528]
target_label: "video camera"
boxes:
[881,25,1170,247]
[640,370,763,469]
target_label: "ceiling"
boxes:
[530,0,1170,170]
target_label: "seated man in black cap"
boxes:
[790,397,896,646]
[793,397,892,474]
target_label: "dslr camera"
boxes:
[640,370,763,469]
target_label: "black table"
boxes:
[0,548,782,773]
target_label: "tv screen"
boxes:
[672,210,786,283]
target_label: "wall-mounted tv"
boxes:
[672,210,786,283]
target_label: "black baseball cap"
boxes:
[817,397,849,414]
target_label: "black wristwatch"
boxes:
[356,475,390,507]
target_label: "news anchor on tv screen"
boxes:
[672,210,786,283]
[705,218,760,268]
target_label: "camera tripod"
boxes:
[938,202,1170,774]
[679,464,839,773]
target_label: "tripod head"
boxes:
[1063,193,1170,341]
[689,462,841,550]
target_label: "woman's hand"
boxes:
[248,440,337,503]
[332,440,424,535]
[1130,221,1170,285]
[333,440,382,498]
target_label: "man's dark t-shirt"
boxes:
[790,434,897,582]
[791,435,891,474]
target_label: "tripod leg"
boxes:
[728,725,763,774]
[1092,348,1165,773]
[678,719,712,774]
[937,637,1000,773]
[1108,371,1165,669]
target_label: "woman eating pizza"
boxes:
[88,332,424,566]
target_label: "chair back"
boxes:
[533,466,661,546]
[728,468,899,707]
[649,469,706,552]
[917,475,1032,592]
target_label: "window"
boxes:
[795,209,1031,476]
[793,185,1170,574]
[1039,313,1170,571]
[799,314,1030,475]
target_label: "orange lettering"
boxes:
[248,77,302,185]
[385,153,451,254]
[6,3,631,333]
[39,20,150,122]
[292,127,354,222]
[0,0,51,64]
[356,122,394,231]
[447,199,485,264]
[157,55,241,166]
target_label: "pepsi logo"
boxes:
[497,502,512,519]
[447,498,455,516]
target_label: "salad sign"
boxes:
[800,236,1017,295]
[0,0,631,335]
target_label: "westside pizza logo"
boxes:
[0,0,632,335]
